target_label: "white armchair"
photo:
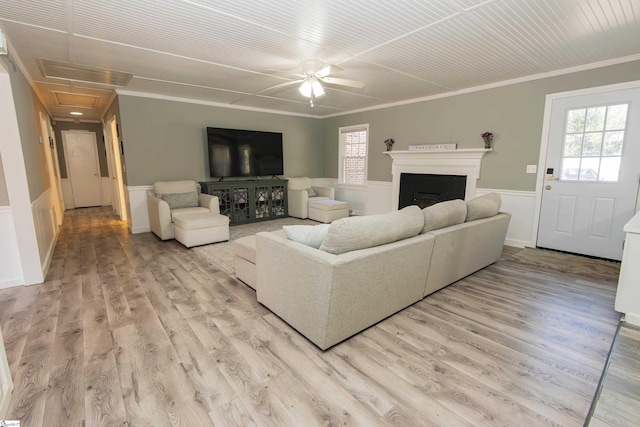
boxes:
[287,177,335,219]
[147,180,220,240]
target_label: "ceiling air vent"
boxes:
[53,92,100,109]
[38,59,133,87]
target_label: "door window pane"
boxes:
[582,133,602,156]
[563,134,583,157]
[579,158,600,181]
[605,104,628,130]
[599,157,621,182]
[603,131,624,155]
[561,158,580,180]
[585,107,606,132]
[566,109,586,132]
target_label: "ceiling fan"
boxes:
[260,59,366,107]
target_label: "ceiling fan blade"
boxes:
[316,64,343,78]
[320,76,366,89]
[254,79,303,95]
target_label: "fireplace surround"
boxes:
[383,149,490,210]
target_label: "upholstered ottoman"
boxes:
[232,230,285,289]
[308,199,349,223]
[172,211,230,248]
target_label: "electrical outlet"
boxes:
[526,164,537,174]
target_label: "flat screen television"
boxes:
[207,127,284,177]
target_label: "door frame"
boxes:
[61,129,103,208]
[39,112,63,225]
[106,116,127,221]
[531,79,640,247]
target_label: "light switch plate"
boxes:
[526,164,537,174]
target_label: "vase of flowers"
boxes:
[384,138,395,151]
[481,131,493,149]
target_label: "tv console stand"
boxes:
[200,179,288,225]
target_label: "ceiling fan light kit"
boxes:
[299,77,325,98]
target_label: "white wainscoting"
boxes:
[101,177,112,206]
[61,178,74,210]
[313,178,536,248]
[31,188,57,277]
[127,185,153,234]
[310,179,393,216]
[475,188,537,248]
[0,206,24,288]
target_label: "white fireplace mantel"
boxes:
[383,149,491,210]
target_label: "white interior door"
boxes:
[538,88,640,261]
[62,131,102,208]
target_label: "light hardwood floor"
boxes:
[0,207,622,426]
[588,323,640,427]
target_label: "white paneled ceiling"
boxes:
[1,0,639,121]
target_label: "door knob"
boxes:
[545,185,552,190]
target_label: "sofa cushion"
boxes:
[466,193,502,221]
[421,199,467,233]
[162,191,199,209]
[287,177,311,191]
[319,205,424,255]
[306,187,317,197]
[283,224,330,249]
[153,180,197,196]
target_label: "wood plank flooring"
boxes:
[587,323,640,427]
[0,207,622,426]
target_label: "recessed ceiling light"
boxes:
[70,111,83,116]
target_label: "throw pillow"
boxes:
[162,191,199,209]
[466,193,502,222]
[283,224,330,249]
[306,188,317,197]
[421,199,467,233]
[319,205,424,255]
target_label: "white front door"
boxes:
[537,87,640,261]
[62,131,102,208]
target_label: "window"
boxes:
[560,103,628,182]
[339,124,368,185]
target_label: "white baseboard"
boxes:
[131,225,151,234]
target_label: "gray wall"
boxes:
[53,121,107,178]
[0,152,8,206]
[322,60,640,191]
[118,95,324,186]
[2,54,48,202]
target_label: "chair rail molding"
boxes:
[384,149,491,211]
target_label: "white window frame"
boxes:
[338,123,369,186]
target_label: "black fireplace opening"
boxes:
[398,173,466,209]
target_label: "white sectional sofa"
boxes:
[253,194,510,350]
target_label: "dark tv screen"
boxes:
[207,127,284,177]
